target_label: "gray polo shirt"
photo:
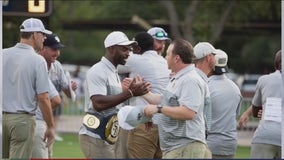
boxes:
[35,79,59,120]
[79,56,123,138]
[251,70,282,146]
[124,51,170,123]
[3,43,50,114]
[207,74,242,155]
[49,60,68,95]
[158,64,206,152]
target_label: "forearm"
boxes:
[51,95,61,110]
[142,92,162,105]
[162,105,196,120]
[91,90,133,112]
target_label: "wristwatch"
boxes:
[157,104,163,113]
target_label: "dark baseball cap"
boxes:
[44,33,65,49]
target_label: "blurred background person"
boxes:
[147,27,171,57]
[39,33,78,156]
[239,50,282,159]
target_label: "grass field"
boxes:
[53,133,251,158]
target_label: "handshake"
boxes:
[122,75,152,97]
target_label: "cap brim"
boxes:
[214,66,228,74]
[49,43,66,49]
[42,29,52,35]
[118,40,137,46]
[153,36,171,41]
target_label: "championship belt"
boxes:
[83,112,120,144]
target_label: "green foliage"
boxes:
[2,0,280,74]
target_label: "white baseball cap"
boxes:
[104,31,137,48]
[20,18,52,35]
[193,42,217,59]
[147,27,171,41]
[117,105,150,130]
[214,49,228,74]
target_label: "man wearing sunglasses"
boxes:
[147,27,171,57]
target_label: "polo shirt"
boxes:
[3,43,50,114]
[157,64,206,152]
[79,56,123,138]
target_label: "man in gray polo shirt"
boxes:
[239,50,282,158]
[79,31,151,159]
[144,39,208,158]
[207,49,242,158]
[3,18,55,158]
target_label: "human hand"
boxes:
[238,113,250,129]
[122,78,133,91]
[71,81,78,91]
[44,127,55,148]
[144,104,158,117]
[129,76,151,96]
[144,121,154,132]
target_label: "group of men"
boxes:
[2,17,282,159]
[3,18,78,158]
[78,27,243,159]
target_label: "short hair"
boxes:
[20,32,33,39]
[133,32,154,52]
[274,50,281,70]
[171,39,194,64]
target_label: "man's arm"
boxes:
[91,76,151,112]
[144,104,196,120]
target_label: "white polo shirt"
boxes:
[79,56,123,138]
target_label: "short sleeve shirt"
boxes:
[49,60,69,95]
[3,43,50,114]
[36,79,59,120]
[79,57,123,138]
[251,70,282,146]
[207,74,242,155]
[157,64,206,152]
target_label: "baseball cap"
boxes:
[20,18,52,35]
[147,27,171,41]
[214,49,228,74]
[104,31,137,48]
[117,105,150,130]
[193,42,217,59]
[44,34,65,49]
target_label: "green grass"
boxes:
[53,133,251,158]
[53,133,84,158]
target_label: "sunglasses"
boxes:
[152,31,168,38]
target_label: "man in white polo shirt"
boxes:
[3,18,55,159]
[78,31,151,159]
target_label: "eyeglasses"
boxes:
[152,31,168,38]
